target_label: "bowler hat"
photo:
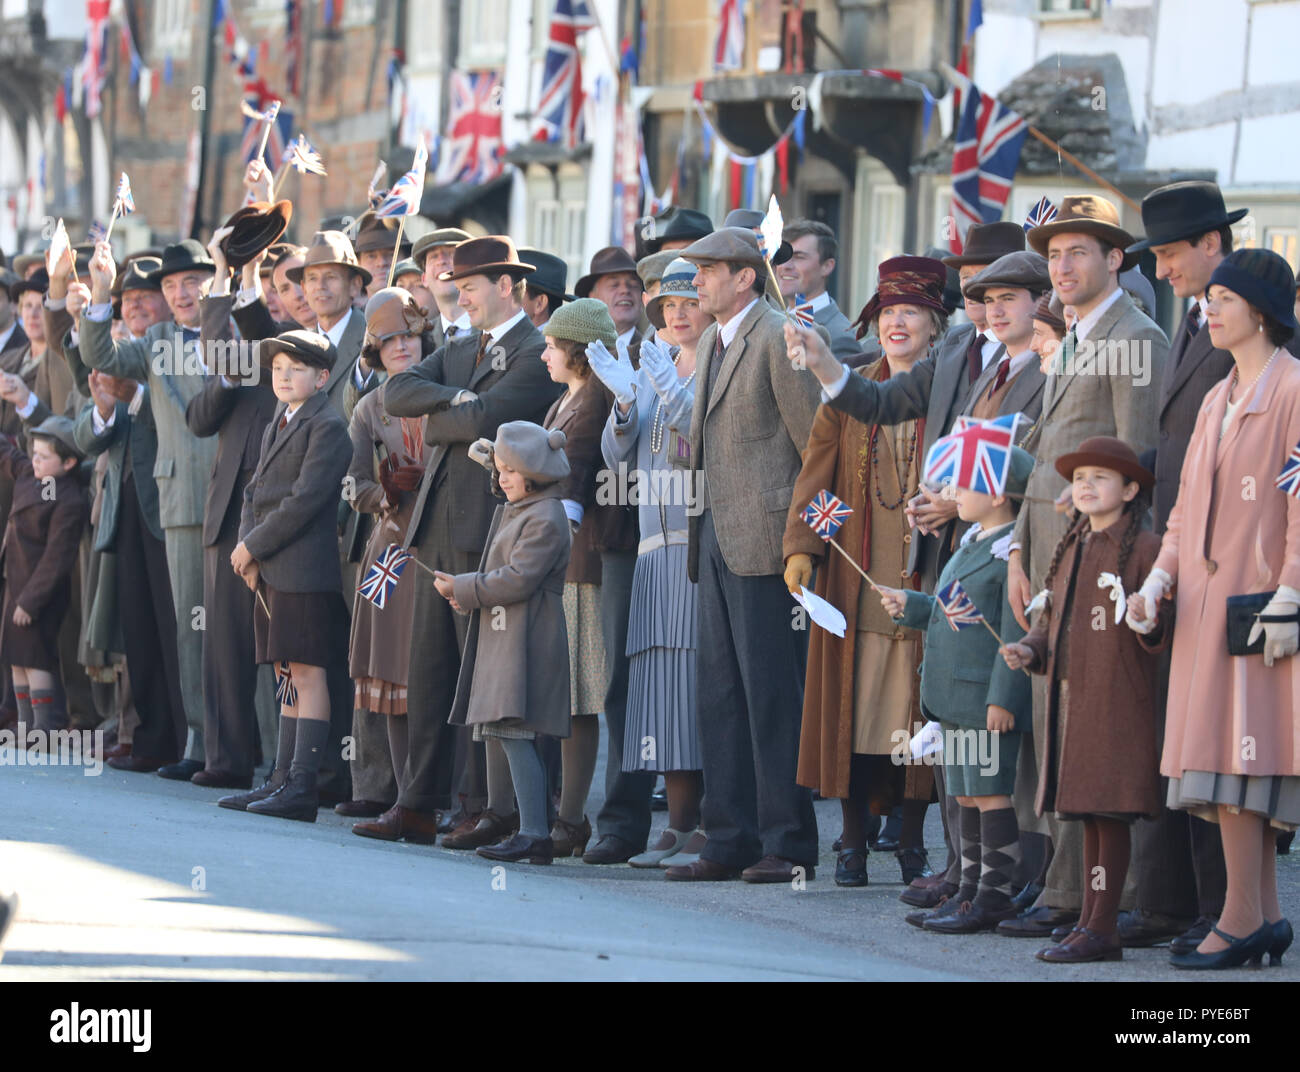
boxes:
[857,255,949,326]
[1055,435,1154,490]
[575,246,641,298]
[722,209,793,265]
[259,329,338,372]
[942,221,1026,268]
[354,209,411,256]
[111,256,162,317]
[1207,248,1297,340]
[1027,195,1139,270]
[29,415,84,461]
[518,247,575,301]
[438,235,535,283]
[219,200,293,270]
[285,231,373,287]
[646,258,701,330]
[411,228,473,269]
[1127,181,1248,255]
[645,207,714,255]
[961,251,1052,302]
[9,267,48,303]
[678,227,769,272]
[147,239,216,283]
[493,420,570,485]
[541,297,617,349]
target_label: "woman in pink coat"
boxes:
[1128,249,1300,970]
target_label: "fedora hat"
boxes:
[12,251,48,279]
[1027,195,1139,270]
[678,226,768,272]
[146,239,216,283]
[438,235,535,283]
[259,329,338,372]
[857,255,948,326]
[645,207,714,255]
[646,257,701,329]
[9,267,48,303]
[961,251,1052,303]
[1127,181,1248,255]
[575,246,641,298]
[354,209,411,256]
[219,200,293,270]
[411,228,472,269]
[517,247,574,301]
[285,231,373,287]
[722,209,793,265]
[1054,435,1154,490]
[942,221,1026,268]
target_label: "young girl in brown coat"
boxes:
[1002,436,1167,964]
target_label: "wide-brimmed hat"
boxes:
[9,267,48,303]
[285,231,373,287]
[722,209,793,265]
[259,329,338,372]
[493,420,570,485]
[411,228,473,269]
[1032,292,1067,334]
[635,249,678,289]
[518,247,575,301]
[575,246,641,298]
[354,209,410,257]
[1207,248,1297,339]
[29,415,84,461]
[858,255,948,326]
[219,200,293,270]
[961,251,1052,302]
[541,297,617,350]
[942,221,1026,268]
[1054,435,1154,489]
[1127,181,1248,255]
[1027,195,1139,270]
[646,258,700,329]
[146,239,215,283]
[438,235,535,283]
[645,207,714,255]
[12,251,46,279]
[678,226,768,272]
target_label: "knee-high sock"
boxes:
[957,805,982,902]
[974,806,1021,908]
[14,686,32,730]
[30,689,64,732]
[275,714,297,773]
[289,717,328,779]
[485,738,516,816]
[501,738,548,838]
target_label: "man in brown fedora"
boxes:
[356,236,562,844]
[412,228,473,348]
[576,247,644,363]
[354,209,411,299]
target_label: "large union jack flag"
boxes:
[439,69,505,184]
[948,81,1028,253]
[937,579,986,632]
[923,412,1024,497]
[1276,436,1300,497]
[358,544,414,610]
[800,489,852,541]
[532,0,595,150]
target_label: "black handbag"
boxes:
[1226,591,1300,656]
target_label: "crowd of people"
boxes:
[0,164,1296,972]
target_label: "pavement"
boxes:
[1,743,1295,982]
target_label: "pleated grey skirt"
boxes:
[622,543,701,773]
[1168,770,1300,832]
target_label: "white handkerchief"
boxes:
[910,720,944,760]
[1098,571,1126,625]
[792,586,846,638]
[1025,588,1050,617]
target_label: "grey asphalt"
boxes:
[1,745,1295,982]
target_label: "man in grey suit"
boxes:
[80,239,219,781]
[663,227,821,883]
[354,236,562,843]
[777,219,859,361]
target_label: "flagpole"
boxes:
[269,158,290,201]
[101,201,121,244]
[824,536,883,594]
[255,105,280,167]
[1024,126,1140,213]
[386,216,407,287]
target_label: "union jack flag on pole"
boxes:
[791,294,816,328]
[713,0,745,72]
[937,579,986,632]
[533,0,595,151]
[1024,196,1056,233]
[357,544,414,610]
[375,139,427,219]
[239,90,291,170]
[947,79,1028,253]
[287,134,326,177]
[114,172,135,216]
[1276,436,1300,497]
[923,413,1024,497]
[800,490,853,541]
[440,69,505,183]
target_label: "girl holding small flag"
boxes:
[1001,437,1166,963]
[1125,248,1300,970]
[877,442,1035,934]
[345,288,430,807]
[783,256,948,888]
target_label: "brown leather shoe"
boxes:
[549,815,591,857]
[664,857,741,882]
[334,799,394,818]
[906,893,960,929]
[108,754,171,773]
[191,769,253,789]
[741,855,815,883]
[104,741,133,760]
[441,809,518,849]
[352,805,442,844]
[995,905,1080,938]
[1036,927,1122,962]
[900,878,959,908]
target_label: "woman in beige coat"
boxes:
[1128,249,1300,969]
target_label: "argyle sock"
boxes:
[275,714,298,773]
[289,716,329,778]
[957,805,981,902]
[973,806,1022,909]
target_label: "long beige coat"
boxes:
[1155,354,1300,779]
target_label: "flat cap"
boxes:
[677,226,768,271]
[961,251,1052,302]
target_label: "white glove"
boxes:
[467,437,495,472]
[1126,567,1171,634]
[638,337,679,399]
[1247,595,1300,668]
[585,339,636,407]
[1098,571,1126,626]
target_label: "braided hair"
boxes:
[1042,484,1151,592]
[1042,509,1090,594]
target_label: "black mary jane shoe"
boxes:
[1169,922,1272,970]
[895,847,932,885]
[1266,919,1293,967]
[834,849,869,887]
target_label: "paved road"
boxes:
[1,751,1294,981]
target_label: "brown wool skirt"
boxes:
[254,583,349,668]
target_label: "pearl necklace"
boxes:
[650,368,696,455]
[1230,346,1280,404]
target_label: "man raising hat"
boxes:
[412,228,473,347]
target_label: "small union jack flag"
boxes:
[87,219,107,243]
[114,172,135,216]
[1023,196,1056,233]
[924,412,1023,497]
[791,293,816,328]
[275,661,297,707]
[358,543,414,609]
[800,489,852,541]
[375,139,427,220]
[287,134,326,177]
[1276,436,1300,497]
[937,579,986,632]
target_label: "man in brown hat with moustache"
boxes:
[576,247,645,362]
[355,236,562,843]
[412,228,473,347]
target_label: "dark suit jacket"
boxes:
[240,389,353,594]
[383,313,561,555]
